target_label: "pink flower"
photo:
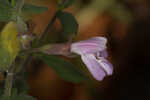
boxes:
[71,37,113,81]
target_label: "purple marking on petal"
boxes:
[97,57,113,75]
[101,49,108,58]
[81,54,106,81]
[97,49,108,58]
[71,37,107,55]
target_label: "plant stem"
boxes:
[3,53,31,96]
[11,0,16,7]
[4,64,15,97]
[4,72,13,96]
[39,11,59,45]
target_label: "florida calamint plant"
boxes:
[0,0,113,99]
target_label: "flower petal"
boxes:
[97,49,108,58]
[97,57,113,75]
[81,54,106,81]
[71,37,107,55]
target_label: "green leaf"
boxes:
[57,11,78,37]
[22,4,48,14]
[0,22,20,71]
[0,48,13,71]
[58,0,75,9]
[36,53,87,83]
[0,0,12,21]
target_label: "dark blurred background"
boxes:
[7,0,149,100]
